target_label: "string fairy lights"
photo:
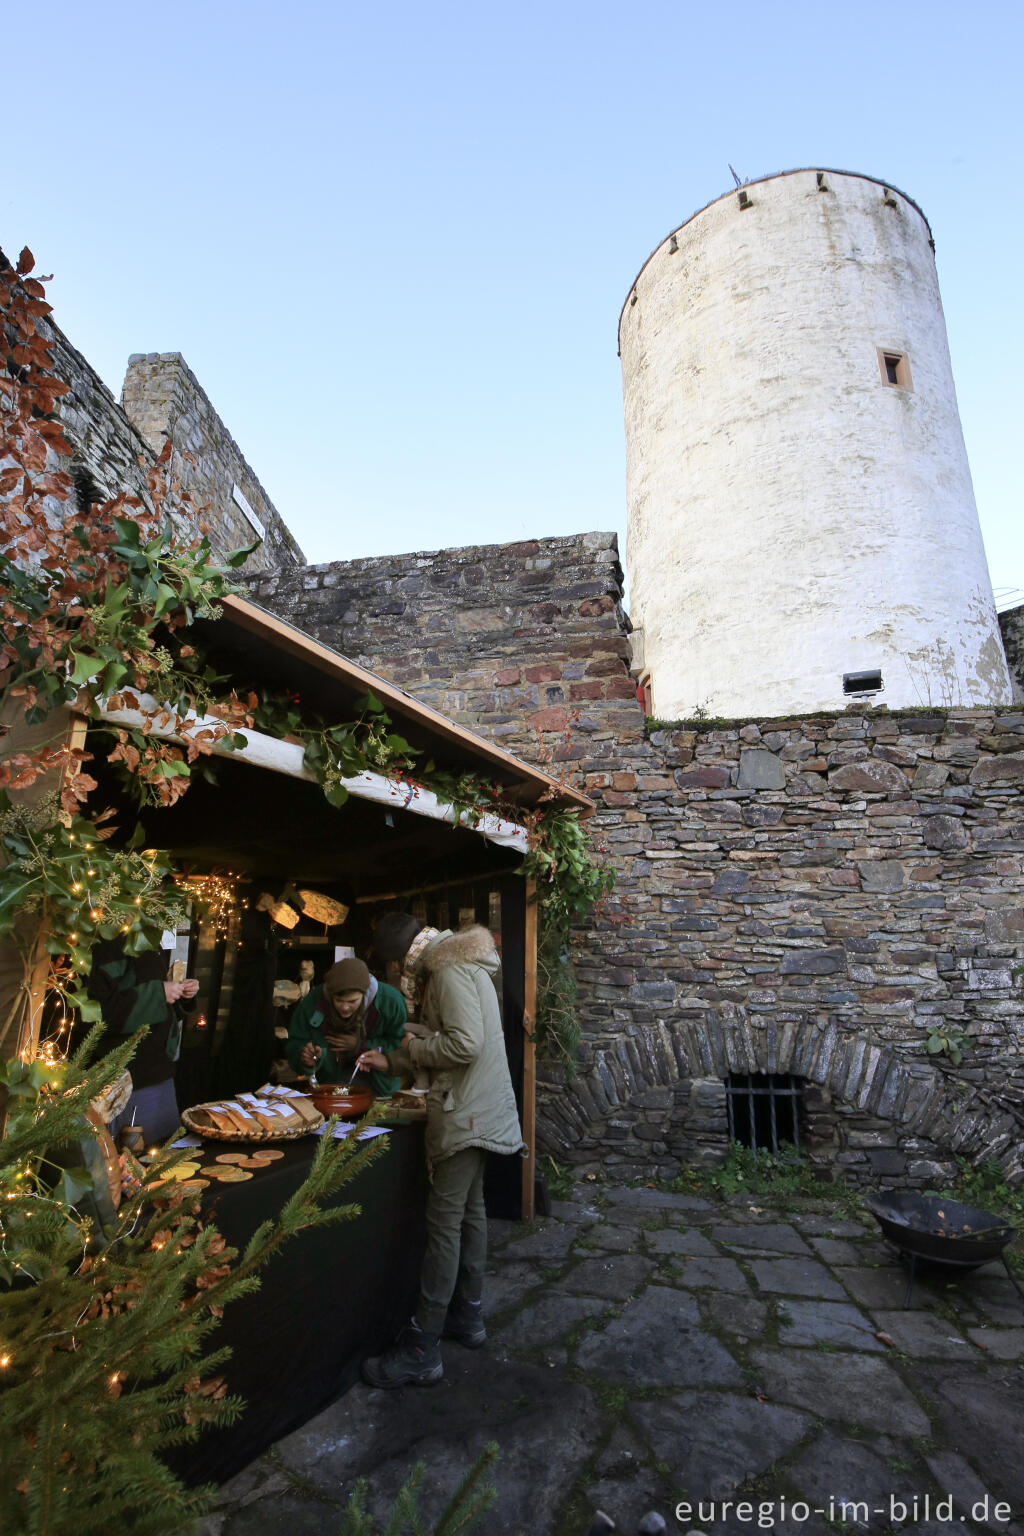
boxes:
[174,871,241,938]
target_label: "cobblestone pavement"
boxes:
[200,1185,1024,1536]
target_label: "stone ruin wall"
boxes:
[120,353,304,574]
[44,321,302,577]
[1000,605,1024,702]
[242,532,640,759]
[247,536,1024,1188]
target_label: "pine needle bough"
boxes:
[0,1032,388,1536]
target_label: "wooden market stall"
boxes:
[3,594,592,1220]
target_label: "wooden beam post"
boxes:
[521,878,538,1220]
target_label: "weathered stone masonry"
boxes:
[1000,605,1024,702]
[46,322,303,576]
[243,532,642,762]
[567,707,1024,1189]
[120,353,304,574]
[249,537,1024,1187]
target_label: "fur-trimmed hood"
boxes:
[420,925,499,976]
[404,924,523,1166]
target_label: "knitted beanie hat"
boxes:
[373,911,423,964]
[322,958,370,997]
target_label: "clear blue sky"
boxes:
[4,1,1021,606]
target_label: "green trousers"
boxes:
[415,1146,488,1335]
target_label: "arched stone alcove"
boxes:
[538,1015,1024,1188]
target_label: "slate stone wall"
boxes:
[249,535,1024,1187]
[1000,604,1024,701]
[42,321,301,576]
[46,320,154,510]
[120,353,304,574]
[242,532,641,759]
[563,707,1024,1187]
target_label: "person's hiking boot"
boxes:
[442,1294,487,1348]
[361,1321,443,1388]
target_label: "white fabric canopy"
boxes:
[94,693,530,854]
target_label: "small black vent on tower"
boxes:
[842,668,884,697]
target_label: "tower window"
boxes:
[877,348,912,391]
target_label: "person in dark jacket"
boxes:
[285,957,405,1097]
[358,913,525,1388]
[87,935,198,1144]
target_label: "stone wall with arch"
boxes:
[539,1013,1024,1189]
[248,534,1024,1189]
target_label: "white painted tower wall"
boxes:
[620,169,1012,718]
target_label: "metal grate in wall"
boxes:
[725,1073,803,1156]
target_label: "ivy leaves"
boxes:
[301,691,418,808]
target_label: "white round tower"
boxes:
[620,168,1012,718]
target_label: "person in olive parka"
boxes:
[285,957,405,1096]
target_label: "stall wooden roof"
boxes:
[85,594,593,898]
[199,595,592,815]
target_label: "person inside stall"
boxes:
[87,932,199,1144]
[285,957,405,1097]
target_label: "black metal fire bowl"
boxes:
[863,1191,1023,1310]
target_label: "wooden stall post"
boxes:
[520,877,538,1220]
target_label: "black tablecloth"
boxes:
[171,1123,426,1486]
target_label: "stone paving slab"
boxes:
[671,1254,750,1293]
[485,1259,544,1314]
[491,1292,599,1353]
[549,1197,603,1225]
[201,1188,1024,1536]
[646,1226,719,1257]
[587,1422,668,1531]
[792,1214,875,1238]
[834,1263,932,1309]
[913,1364,1024,1511]
[747,1346,932,1436]
[605,1186,712,1211]
[500,1221,577,1263]
[270,1355,605,1536]
[924,1449,1014,1533]
[628,1392,812,1501]
[698,1290,769,1340]
[806,1236,869,1264]
[967,1274,1024,1326]
[966,1327,1024,1359]
[576,1222,644,1253]
[787,1431,916,1521]
[575,1286,744,1388]
[711,1222,813,1254]
[775,1298,885,1350]
[603,1205,665,1227]
[750,1256,848,1298]
[560,1252,654,1299]
[869,1308,979,1359]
